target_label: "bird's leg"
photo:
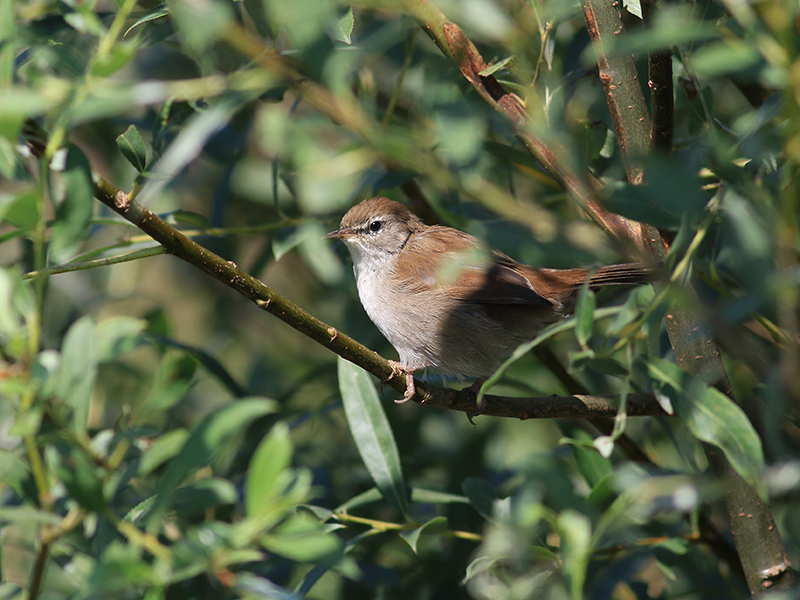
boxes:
[387,360,416,403]
[465,377,487,424]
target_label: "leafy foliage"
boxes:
[1,0,799,598]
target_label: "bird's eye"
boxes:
[368,220,382,233]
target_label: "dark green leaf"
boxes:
[116,124,148,172]
[167,0,233,53]
[603,158,709,230]
[568,429,612,489]
[174,478,238,517]
[61,450,106,512]
[410,488,470,505]
[462,477,496,521]
[338,357,408,517]
[645,357,765,496]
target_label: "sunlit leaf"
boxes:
[246,422,293,520]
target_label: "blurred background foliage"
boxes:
[1,0,799,598]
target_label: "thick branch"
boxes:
[582,0,651,184]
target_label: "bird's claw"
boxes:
[465,377,487,425]
[388,360,416,404]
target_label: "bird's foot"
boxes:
[387,360,416,404]
[465,377,487,425]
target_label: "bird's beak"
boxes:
[323,227,353,240]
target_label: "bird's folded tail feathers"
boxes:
[586,262,656,287]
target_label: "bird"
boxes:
[325,197,652,404]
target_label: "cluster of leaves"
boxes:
[1,0,799,598]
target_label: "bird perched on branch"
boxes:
[326,197,653,403]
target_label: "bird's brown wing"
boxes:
[393,228,553,307]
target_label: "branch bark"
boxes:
[582,0,651,184]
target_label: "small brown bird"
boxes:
[326,197,651,403]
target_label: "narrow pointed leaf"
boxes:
[338,357,408,517]
[399,516,448,553]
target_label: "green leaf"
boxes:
[645,357,766,496]
[50,146,94,262]
[299,221,344,285]
[567,428,612,489]
[2,189,39,230]
[678,384,766,496]
[0,506,62,526]
[125,3,170,37]
[338,357,408,517]
[246,422,293,520]
[399,516,448,553]
[558,510,592,600]
[61,450,106,512]
[147,398,277,527]
[167,209,212,229]
[174,478,238,517]
[410,488,470,505]
[138,429,189,477]
[574,286,595,348]
[334,7,354,44]
[260,513,341,562]
[691,42,762,79]
[136,350,198,419]
[462,477,496,521]
[271,227,303,261]
[56,316,97,433]
[116,124,148,173]
[167,0,233,53]
[0,268,34,343]
[603,157,709,230]
[94,317,146,360]
[479,55,514,77]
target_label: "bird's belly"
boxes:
[356,272,547,376]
